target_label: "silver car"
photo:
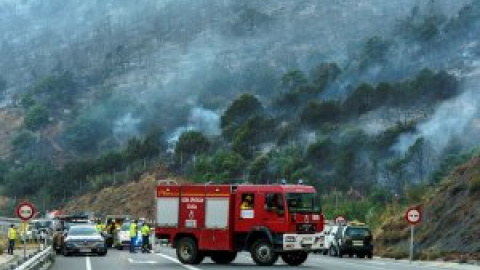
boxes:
[63,225,107,256]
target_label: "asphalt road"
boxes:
[51,247,479,270]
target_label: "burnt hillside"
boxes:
[375,155,480,261]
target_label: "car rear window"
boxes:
[34,221,52,229]
[345,227,371,237]
[69,227,98,236]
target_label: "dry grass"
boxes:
[378,248,409,260]
[417,249,447,260]
[63,166,175,220]
[449,183,467,196]
[0,234,7,255]
[469,174,480,193]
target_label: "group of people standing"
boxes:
[94,218,151,253]
[128,220,151,253]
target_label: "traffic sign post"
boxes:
[16,201,36,221]
[15,201,36,260]
[405,206,422,263]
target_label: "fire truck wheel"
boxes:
[176,237,204,265]
[211,251,237,264]
[250,239,278,266]
[281,251,308,266]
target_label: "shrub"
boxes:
[450,183,467,196]
[0,234,5,255]
[24,104,49,130]
[469,175,480,193]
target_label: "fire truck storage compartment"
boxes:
[157,197,179,227]
[205,198,229,229]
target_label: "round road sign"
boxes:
[16,201,36,221]
[405,207,422,225]
[334,215,347,225]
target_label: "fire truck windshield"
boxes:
[286,193,321,213]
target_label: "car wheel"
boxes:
[98,251,107,256]
[250,239,278,266]
[322,249,328,255]
[281,251,308,266]
[367,252,373,259]
[337,247,343,258]
[62,246,70,257]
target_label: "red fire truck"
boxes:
[155,183,325,266]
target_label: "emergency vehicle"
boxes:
[155,183,325,266]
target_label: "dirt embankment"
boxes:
[375,156,480,261]
[63,165,186,220]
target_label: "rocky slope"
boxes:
[62,165,186,220]
[375,155,480,261]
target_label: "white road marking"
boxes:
[127,258,159,264]
[155,253,203,270]
[86,256,92,270]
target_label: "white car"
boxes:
[323,225,340,255]
[113,223,142,250]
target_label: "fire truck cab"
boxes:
[155,183,324,266]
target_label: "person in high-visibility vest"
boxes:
[7,224,17,255]
[129,220,138,253]
[95,220,105,234]
[140,222,151,253]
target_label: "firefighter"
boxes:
[140,222,151,253]
[7,224,17,255]
[95,220,105,234]
[129,220,138,253]
[241,195,253,209]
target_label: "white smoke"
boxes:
[188,107,221,136]
[166,107,220,153]
[113,113,141,145]
[392,63,480,155]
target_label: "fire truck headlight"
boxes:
[285,236,296,243]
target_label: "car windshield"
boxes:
[286,193,321,213]
[68,226,98,236]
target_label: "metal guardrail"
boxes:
[1,246,54,270]
[0,217,21,234]
[13,246,54,270]
[1,234,55,270]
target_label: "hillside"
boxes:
[375,155,480,261]
[62,165,185,220]
[1,2,480,251]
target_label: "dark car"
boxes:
[329,225,373,258]
[63,225,107,256]
[52,215,91,254]
[32,219,53,240]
